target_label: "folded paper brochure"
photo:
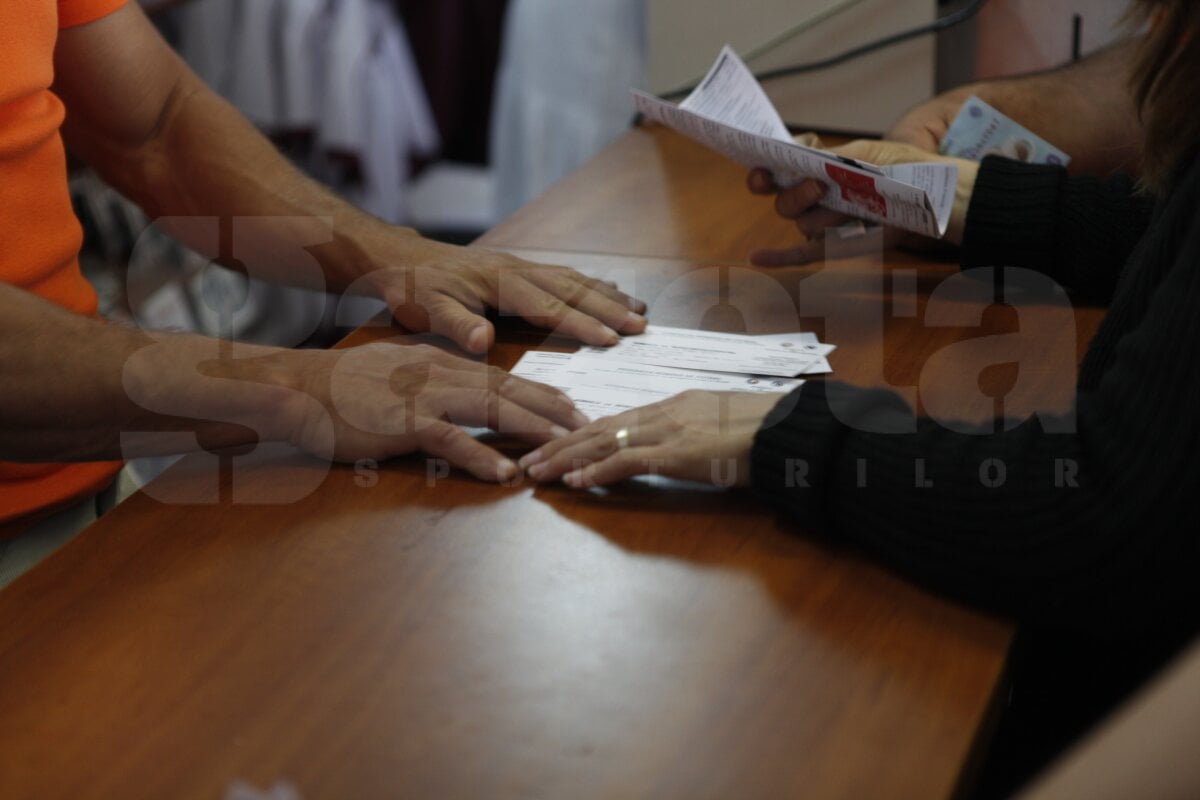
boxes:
[632,46,958,239]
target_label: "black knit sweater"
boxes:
[751,154,1200,641]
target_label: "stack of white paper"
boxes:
[512,325,834,421]
[632,46,958,239]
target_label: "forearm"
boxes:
[0,283,296,462]
[961,157,1153,300]
[64,72,409,294]
[749,380,1187,638]
[964,39,1142,176]
[889,39,1142,176]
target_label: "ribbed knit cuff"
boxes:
[751,381,925,533]
[750,383,838,530]
[961,156,1067,273]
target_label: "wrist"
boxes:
[947,158,980,246]
[315,211,407,290]
[324,215,443,297]
[206,345,318,446]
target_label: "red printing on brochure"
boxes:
[824,163,888,219]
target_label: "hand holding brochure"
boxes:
[632,46,958,239]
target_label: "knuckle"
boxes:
[426,362,456,383]
[540,296,570,317]
[421,423,463,449]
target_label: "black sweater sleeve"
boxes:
[750,186,1200,640]
[961,157,1155,303]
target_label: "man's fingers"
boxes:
[423,294,494,354]
[431,363,584,430]
[416,421,520,482]
[582,275,648,315]
[775,179,828,219]
[795,208,853,240]
[502,281,626,347]
[414,353,586,431]
[525,270,647,336]
[747,168,778,195]
[496,373,587,430]
[427,383,576,443]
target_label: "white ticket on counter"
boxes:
[632,46,958,239]
[577,325,826,378]
[512,351,802,422]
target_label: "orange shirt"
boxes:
[1,0,129,528]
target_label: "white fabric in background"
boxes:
[173,0,438,225]
[317,0,437,222]
[490,0,647,219]
[224,0,283,127]
[317,0,371,156]
[278,0,328,130]
[174,0,237,93]
[363,2,439,221]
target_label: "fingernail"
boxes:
[601,325,619,344]
[519,449,543,469]
[528,463,548,481]
[563,470,583,488]
[497,459,518,482]
[550,425,570,439]
[571,409,589,427]
[624,311,647,331]
[468,326,490,352]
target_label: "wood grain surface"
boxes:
[0,126,1106,799]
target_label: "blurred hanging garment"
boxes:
[124,0,437,353]
[490,0,647,219]
[393,0,510,165]
[172,0,236,95]
[172,0,439,225]
[319,0,439,222]
[225,0,285,128]
[278,0,328,132]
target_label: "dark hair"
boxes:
[1130,0,1200,189]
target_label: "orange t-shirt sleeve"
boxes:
[58,0,127,29]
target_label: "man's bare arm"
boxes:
[0,282,584,481]
[0,283,292,462]
[51,5,646,354]
[888,39,1142,176]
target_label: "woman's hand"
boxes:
[362,234,649,354]
[517,390,785,489]
[747,139,978,266]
